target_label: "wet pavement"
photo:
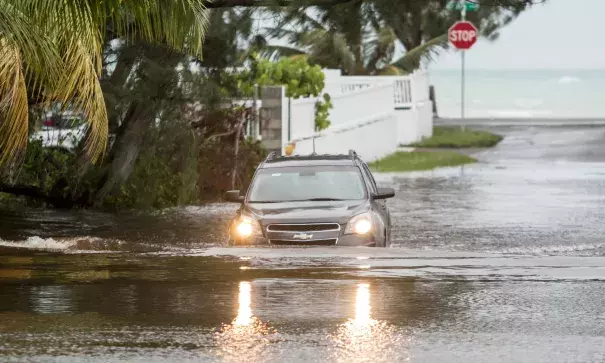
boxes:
[2,125,605,362]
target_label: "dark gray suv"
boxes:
[225,150,395,247]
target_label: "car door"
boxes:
[360,163,391,241]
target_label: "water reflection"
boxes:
[214,281,279,362]
[352,283,372,328]
[234,281,252,326]
[31,285,74,314]
[329,283,412,362]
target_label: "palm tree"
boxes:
[257,0,536,75]
[258,3,447,75]
[0,0,210,168]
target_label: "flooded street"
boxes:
[2,125,605,362]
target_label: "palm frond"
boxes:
[263,26,304,42]
[331,34,356,75]
[0,0,61,93]
[0,38,29,168]
[364,27,396,74]
[391,33,448,72]
[53,37,108,163]
[0,0,212,168]
[112,0,210,56]
[257,45,306,62]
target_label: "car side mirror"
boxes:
[224,190,244,203]
[373,187,395,200]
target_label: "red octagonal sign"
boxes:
[448,21,478,50]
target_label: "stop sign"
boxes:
[448,21,478,50]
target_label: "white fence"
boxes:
[329,82,395,127]
[291,112,399,162]
[324,71,430,110]
[246,68,433,161]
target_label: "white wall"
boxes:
[285,82,395,141]
[410,71,430,103]
[291,112,399,162]
[280,69,433,157]
[416,100,434,139]
[395,109,419,146]
[289,98,316,139]
[329,83,395,128]
[395,100,434,145]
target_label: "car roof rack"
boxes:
[260,151,277,167]
[261,150,361,166]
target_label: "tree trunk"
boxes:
[92,45,182,207]
[92,101,155,206]
[230,121,244,190]
[104,46,140,133]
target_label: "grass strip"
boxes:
[407,126,503,148]
[369,151,476,172]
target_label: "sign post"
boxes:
[448,1,478,131]
[461,4,466,129]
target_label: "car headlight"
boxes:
[235,216,262,238]
[344,212,373,235]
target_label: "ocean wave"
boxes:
[557,76,582,85]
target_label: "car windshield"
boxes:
[248,166,366,202]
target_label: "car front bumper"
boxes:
[230,233,377,247]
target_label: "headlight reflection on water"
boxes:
[234,281,252,326]
[329,283,412,362]
[214,281,279,363]
[352,283,372,328]
[215,281,411,362]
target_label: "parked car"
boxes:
[30,111,115,152]
[30,111,88,152]
[225,150,395,247]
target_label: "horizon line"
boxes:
[429,67,605,71]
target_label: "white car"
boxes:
[30,112,88,152]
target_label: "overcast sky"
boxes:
[430,0,603,70]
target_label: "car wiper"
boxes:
[299,198,347,201]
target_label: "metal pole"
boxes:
[461,51,465,131]
[461,1,466,131]
[252,84,259,139]
[287,97,292,141]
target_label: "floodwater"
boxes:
[2,125,605,362]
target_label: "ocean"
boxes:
[428,69,605,119]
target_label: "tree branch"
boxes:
[205,130,236,142]
[203,0,356,8]
[0,183,70,207]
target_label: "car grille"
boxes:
[269,239,337,246]
[266,223,340,232]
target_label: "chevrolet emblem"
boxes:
[293,233,313,240]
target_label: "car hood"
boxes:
[245,200,369,224]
